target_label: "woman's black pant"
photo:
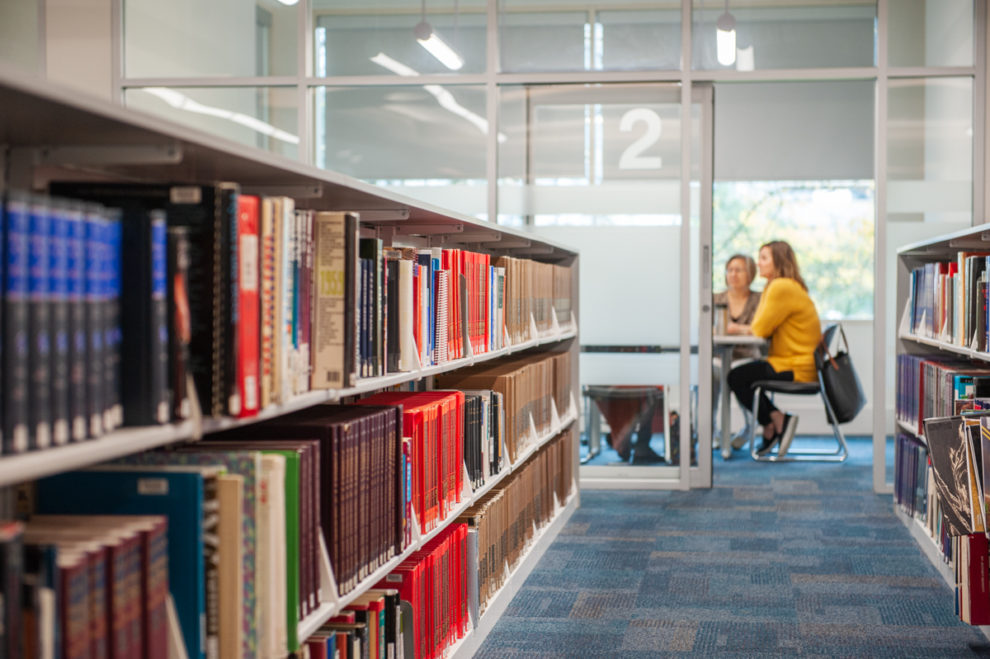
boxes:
[727,360,794,427]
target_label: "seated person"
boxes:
[713,254,763,449]
[727,241,821,457]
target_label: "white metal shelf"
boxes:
[294,406,579,641]
[0,326,577,488]
[898,331,990,364]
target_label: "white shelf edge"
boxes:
[893,505,954,587]
[899,332,990,363]
[449,493,579,659]
[0,422,194,486]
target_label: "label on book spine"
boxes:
[3,193,31,453]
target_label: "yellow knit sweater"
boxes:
[750,278,821,382]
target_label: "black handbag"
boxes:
[819,325,866,424]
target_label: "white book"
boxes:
[260,453,288,659]
[398,258,416,371]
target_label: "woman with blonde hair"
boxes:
[727,240,821,456]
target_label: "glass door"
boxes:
[497,82,713,489]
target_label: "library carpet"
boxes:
[476,437,990,658]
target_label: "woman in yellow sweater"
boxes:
[727,241,821,456]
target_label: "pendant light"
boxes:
[716,0,737,67]
[414,0,464,71]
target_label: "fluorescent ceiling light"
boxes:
[716,10,737,67]
[414,20,464,71]
[275,0,299,5]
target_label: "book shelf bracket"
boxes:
[166,593,190,659]
[317,532,339,609]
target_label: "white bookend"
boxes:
[398,258,417,371]
[465,528,481,629]
[318,532,340,608]
[167,594,190,659]
[529,312,539,342]
[917,309,927,338]
[898,302,912,336]
[550,395,561,432]
[550,305,561,336]
[460,273,473,360]
[462,462,474,501]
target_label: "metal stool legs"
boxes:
[747,385,849,462]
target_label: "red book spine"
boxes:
[88,547,108,659]
[145,520,169,659]
[62,554,92,659]
[236,194,261,417]
[969,533,990,625]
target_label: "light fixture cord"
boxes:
[421,0,426,23]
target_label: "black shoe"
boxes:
[632,449,665,464]
[777,414,799,457]
[756,433,781,456]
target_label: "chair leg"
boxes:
[753,389,849,463]
[749,387,763,460]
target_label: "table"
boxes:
[582,385,667,464]
[713,335,766,460]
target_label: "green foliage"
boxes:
[713,180,875,319]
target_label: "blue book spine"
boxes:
[66,204,87,441]
[104,212,123,430]
[49,200,71,446]
[28,195,52,450]
[151,212,170,423]
[84,207,105,438]
[3,192,31,453]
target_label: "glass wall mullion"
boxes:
[874,0,890,495]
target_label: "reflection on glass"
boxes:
[888,0,973,67]
[498,84,682,226]
[691,1,875,70]
[125,87,299,160]
[313,1,486,76]
[313,85,487,219]
[123,0,298,77]
[887,77,972,225]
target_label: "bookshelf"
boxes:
[893,223,990,626]
[0,62,581,657]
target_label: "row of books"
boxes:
[916,414,990,626]
[435,350,572,463]
[0,515,168,659]
[906,254,990,349]
[2,185,575,451]
[1,193,135,456]
[894,433,929,522]
[307,588,404,659]
[23,357,571,656]
[459,428,575,617]
[895,354,990,437]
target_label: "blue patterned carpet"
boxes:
[476,437,990,657]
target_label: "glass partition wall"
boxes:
[114,0,984,492]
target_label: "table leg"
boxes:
[720,347,732,460]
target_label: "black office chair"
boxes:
[746,323,851,462]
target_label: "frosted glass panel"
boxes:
[314,3,487,76]
[692,1,875,71]
[498,4,681,72]
[314,85,487,220]
[886,77,972,225]
[888,0,973,67]
[125,87,299,160]
[123,0,298,77]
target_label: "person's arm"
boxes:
[750,280,792,338]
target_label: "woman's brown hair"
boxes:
[761,240,808,291]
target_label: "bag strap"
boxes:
[819,324,848,371]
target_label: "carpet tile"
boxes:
[476,437,990,656]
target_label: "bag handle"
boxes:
[819,324,849,371]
